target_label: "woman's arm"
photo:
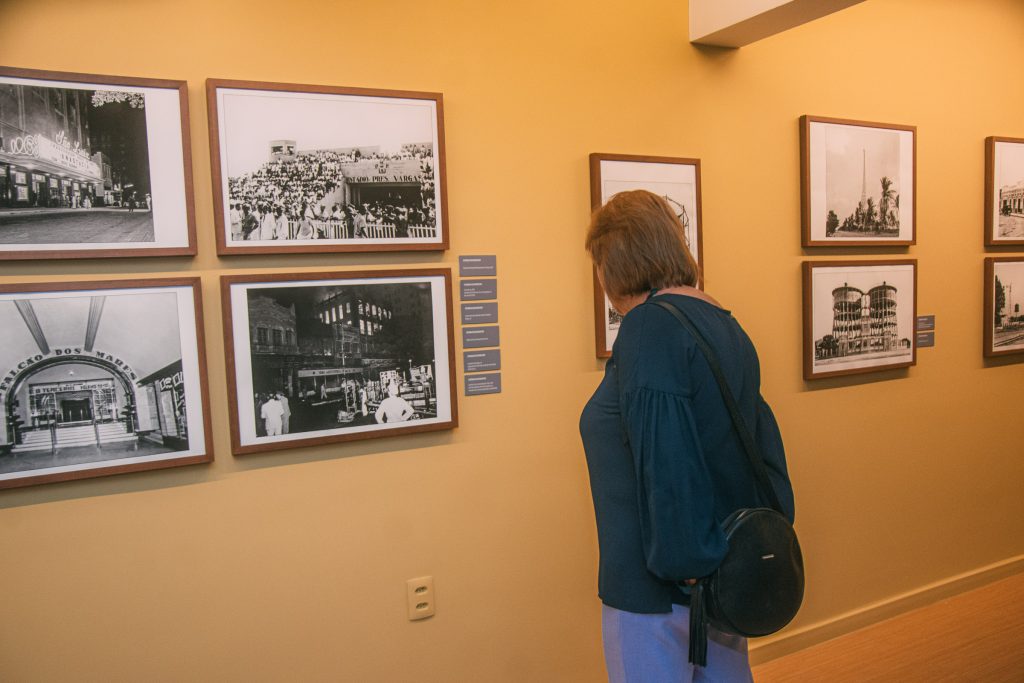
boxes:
[623,386,728,581]
[614,302,729,581]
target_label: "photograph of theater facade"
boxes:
[0,78,154,242]
[0,283,208,486]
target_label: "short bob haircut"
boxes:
[585,189,699,299]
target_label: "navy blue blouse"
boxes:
[580,293,794,614]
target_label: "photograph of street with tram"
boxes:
[225,271,455,454]
[0,280,209,488]
[0,69,193,257]
[802,117,915,245]
[804,261,916,379]
[989,139,1024,242]
[210,81,445,253]
[986,259,1024,356]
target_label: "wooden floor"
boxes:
[753,573,1024,682]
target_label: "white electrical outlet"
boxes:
[406,576,435,621]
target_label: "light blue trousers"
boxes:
[602,604,753,683]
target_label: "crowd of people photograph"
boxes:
[226,148,437,242]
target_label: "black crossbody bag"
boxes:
[651,300,804,667]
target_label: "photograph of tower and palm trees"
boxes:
[986,137,1024,244]
[802,117,915,246]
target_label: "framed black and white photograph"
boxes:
[984,257,1024,357]
[208,79,448,255]
[801,116,916,247]
[0,278,212,488]
[985,137,1024,246]
[589,153,702,358]
[222,269,457,455]
[803,260,917,380]
[0,67,196,260]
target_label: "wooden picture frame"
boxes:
[984,136,1024,246]
[984,257,1024,357]
[588,153,703,358]
[802,260,917,380]
[0,277,212,489]
[222,268,458,455]
[207,78,449,255]
[801,116,916,247]
[0,66,196,260]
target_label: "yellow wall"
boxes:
[2,0,1023,680]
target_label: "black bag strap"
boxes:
[651,299,784,514]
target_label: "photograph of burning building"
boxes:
[224,269,456,454]
[0,278,210,489]
[804,261,916,379]
[208,79,447,255]
[0,68,194,259]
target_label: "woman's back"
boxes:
[581,292,793,612]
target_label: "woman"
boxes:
[580,190,794,682]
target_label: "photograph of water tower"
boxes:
[803,260,917,380]
[0,67,194,259]
[223,269,456,455]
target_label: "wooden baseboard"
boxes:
[749,554,1024,665]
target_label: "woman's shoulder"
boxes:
[620,294,730,340]
[614,300,701,388]
[615,295,751,384]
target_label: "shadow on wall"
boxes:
[0,429,455,511]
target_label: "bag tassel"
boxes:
[688,581,708,667]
